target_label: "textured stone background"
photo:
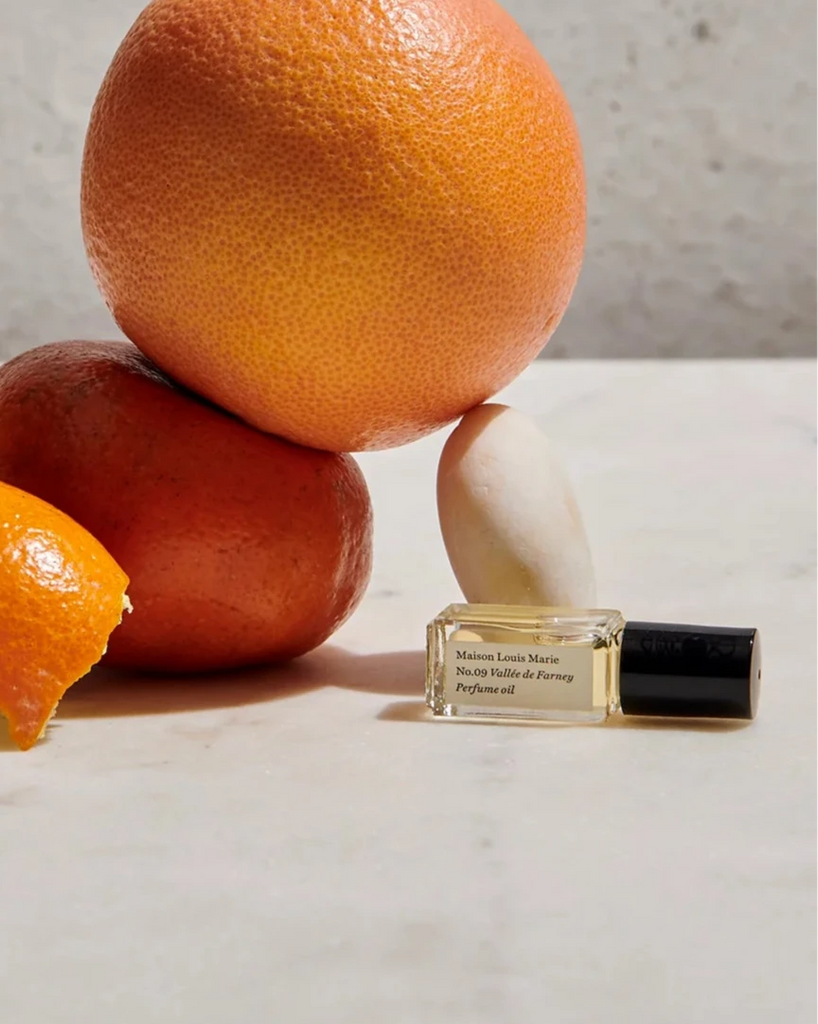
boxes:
[1,0,815,361]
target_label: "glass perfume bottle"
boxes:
[426,604,761,723]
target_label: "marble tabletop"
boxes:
[1,360,815,1024]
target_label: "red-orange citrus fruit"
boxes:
[81,0,585,452]
[0,341,372,673]
[0,480,130,750]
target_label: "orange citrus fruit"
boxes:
[0,480,130,750]
[0,341,372,673]
[81,0,585,452]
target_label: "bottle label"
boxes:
[444,639,595,711]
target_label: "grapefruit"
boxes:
[81,0,585,452]
[0,341,373,672]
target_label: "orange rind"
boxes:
[0,481,130,749]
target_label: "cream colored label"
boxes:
[444,639,594,711]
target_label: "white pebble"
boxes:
[437,403,596,608]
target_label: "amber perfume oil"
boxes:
[426,604,761,723]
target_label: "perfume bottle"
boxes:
[426,604,761,722]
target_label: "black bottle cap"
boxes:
[619,622,761,720]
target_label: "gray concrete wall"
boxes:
[1,0,815,361]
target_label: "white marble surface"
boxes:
[1,360,815,1023]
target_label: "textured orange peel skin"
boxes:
[0,481,130,750]
[81,0,585,452]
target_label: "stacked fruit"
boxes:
[0,0,584,748]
